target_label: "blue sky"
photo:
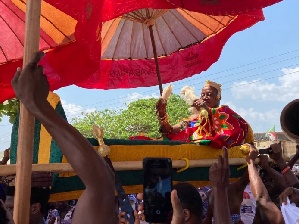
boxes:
[0,0,299,151]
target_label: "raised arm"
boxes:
[11,52,116,224]
[269,143,298,188]
[245,144,284,224]
[287,145,299,171]
[259,154,287,190]
[209,147,231,224]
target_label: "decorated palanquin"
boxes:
[166,105,253,148]
[9,93,249,202]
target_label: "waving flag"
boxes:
[265,125,277,141]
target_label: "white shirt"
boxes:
[240,184,256,224]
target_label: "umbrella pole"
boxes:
[13,0,42,223]
[149,25,163,95]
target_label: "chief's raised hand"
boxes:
[192,98,209,112]
[156,98,167,117]
[11,51,49,108]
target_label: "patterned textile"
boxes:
[197,186,211,219]
[165,105,253,148]
[46,206,75,224]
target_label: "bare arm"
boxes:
[209,147,231,224]
[246,144,284,224]
[270,143,298,187]
[227,169,250,214]
[156,98,194,134]
[11,52,116,224]
[288,145,299,168]
[279,187,299,206]
[259,155,287,190]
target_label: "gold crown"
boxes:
[204,80,222,98]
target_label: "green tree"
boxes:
[0,99,20,123]
[71,94,191,139]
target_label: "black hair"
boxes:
[173,182,203,220]
[6,186,50,216]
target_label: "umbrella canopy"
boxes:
[0,0,77,102]
[74,8,264,91]
[0,0,282,103]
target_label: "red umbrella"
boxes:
[0,0,78,102]
[42,8,265,94]
[0,0,282,102]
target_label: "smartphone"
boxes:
[143,157,173,223]
[258,147,273,155]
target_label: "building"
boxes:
[254,132,297,159]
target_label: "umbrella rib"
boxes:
[2,0,52,46]
[180,9,215,33]
[0,1,25,47]
[142,24,149,58]
[130,19,134,58]
[153,20,167,56]
[160,14,181,50]
[168,10,199,42]
[19,0,73,42]
[112,18,127,59]
[130,10,145,19]
[101,19,117,45]
[181,8,234,33]
[0,45,8,61]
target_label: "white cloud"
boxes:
[61,100,96,120]
[123,92,160,104]
[230,67,299,102]
[223,101,281,133]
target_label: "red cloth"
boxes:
[166,106,250,149]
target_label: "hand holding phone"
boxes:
[143,157,173,223]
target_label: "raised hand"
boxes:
[11,52,49,109]
[170,190,185,224]
[279,187,299,205]
[245,144,258,164]
[156,98,168,117]
[269,142,284,162]
[259,154,270,169]
[192,98,209,112]
[209,146,230,188]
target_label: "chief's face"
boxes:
[200,86,219,108]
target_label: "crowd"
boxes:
[0,52,298,224]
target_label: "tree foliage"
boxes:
[71,94,191,139]
[0,99,19,123]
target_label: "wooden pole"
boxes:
[0,158,253,176]
[149,25,163,95]
[13,1,42,223]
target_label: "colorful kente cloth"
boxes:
[165,105,253,148]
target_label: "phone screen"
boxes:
[143,158,172,223]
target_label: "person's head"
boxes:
[54,201,69,212]
[5,186,50,224]
[200,80,221,108]
[172,183,203,224]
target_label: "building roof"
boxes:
[254,132,290,141]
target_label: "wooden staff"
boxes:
[13,1,42,223]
